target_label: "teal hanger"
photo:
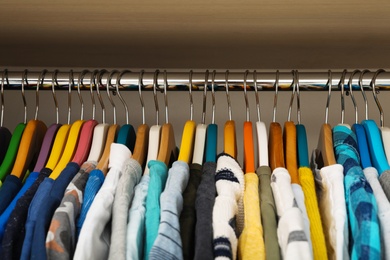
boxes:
[205,70,218,163]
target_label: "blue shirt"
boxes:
[76,169,105,236]
[0,175,23,215]
[30,162,80,260]
[333,125,381,259]
[0,171,39,240]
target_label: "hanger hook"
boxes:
[1,69,9,127]
[202,70,208,125]
[359,69,370,120]
[272,70,280,123]
[347,69,361,124]
[371,69,386,127]
[295,70,301,124]
[89,70,99,120]
[287,70,296,122]
[225,70,232,120]
[116,70,130,125]
[211,70,216,124]
[96,69,108,124]
[21,69,28,124]
[35,69,48,120]
[163,70,169,124]
[189,70,194,121]
[107,70,118,124]
[138,70,146,124]
[243,70,250,121]
[325,70,332,124]
[153,70,160,125]
[338,69,347,124]
[77,69,87,121]
[253,70,261,122]
[51,70,60,124]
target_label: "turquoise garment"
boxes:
[333,125,381,259]
[144,160,168,260]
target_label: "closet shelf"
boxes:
[3,69,390,91]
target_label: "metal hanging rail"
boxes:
[2,69,390,91]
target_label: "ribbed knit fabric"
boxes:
[213,153,244,260]
[149,160,190,260]
[238,173,265,260]
[299,166,328,259]
[379,170,390,201]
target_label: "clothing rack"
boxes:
[3,69,390,91]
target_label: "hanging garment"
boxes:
[379,170,390,201]
[333,125,381,259]
[126,174,150,260]
[256,166,280,260]
[149,160,190,260]
[238,172,265,259]
[311,150,349,260]
[271,167,312,260]
[0,175,23,215]
[108,158,142,260]
[179,163,202,260]
[45,160,98,260]
[1,168,52,260]
[212,153,244,260]
[74,143,133,260]
[194,161,216,260]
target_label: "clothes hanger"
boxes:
[49,70,87,180]
[95,70,120,176]
[316,70,336,167]
[32,70,62,172]
[143,70,162,175]
[0,70,12,165]
[44,70,72,170]
[10,69,47,180]
[349,70,372,169]
[253,70,269,167]
[85,69,109,162]
[223,70,237,159]
[111,70,136,153]
[0,70,28,181]
[269,70,285,171]
[338,69,351,129]
[125,70,149,167]
[243,70,255,174]
[294,70,310,168]
[362,69,390,173]
[205,70,218,163]
[157,70,178,166]
[192,70,208,165]
[177,70,196,164]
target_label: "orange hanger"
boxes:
[243,70,255,173]
[223,70,237,159]
[157,71,178,166]
[269,70,285,171]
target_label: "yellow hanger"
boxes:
[243,70,255,173]
[223,70,237,159]
[178,70,196,164]
[157,71,178,166]
[269,71,285,171]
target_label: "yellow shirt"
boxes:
[238,173,265,260]
[299,166,328,259]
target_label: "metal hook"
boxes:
[272,70,280,123]
[116,70,130,125]
[295,70,301,124]
[139,70,146,124]
[347,69,361,124]
[338,69,347,124]
[163,70,169,124]
[107,70,118,124]
[371,69,386,127]
[287,70,296,122]
[21,69,28,124]
[325,70,332,124]
[1,69,9,127]
[77,70,87,121]
[201,70,208,125]
[253,70,261,122]
[34,69,48,120]
[153,70,160,126]
[359,69,371,120]
[51,70,60,124]
[189,70,194,121]
[225,70,232,121]
[89,70,99,120]
[96,70,107,124]
[243,70,250,121]
[211,70,216,124]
